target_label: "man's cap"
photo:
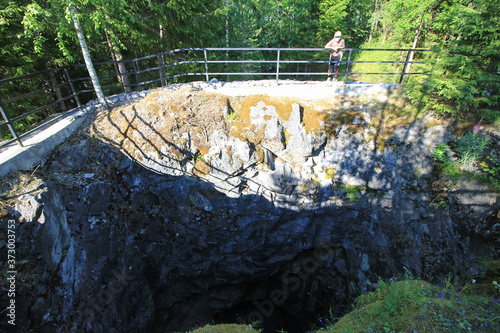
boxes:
[334,31,342,38]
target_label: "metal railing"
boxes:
[0,47,433,148]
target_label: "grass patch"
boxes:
[188,324,261,333]
[349,39,431,84]
[320,277,500,333]
[333,184,364,202]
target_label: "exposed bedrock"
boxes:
[2,96,499,333]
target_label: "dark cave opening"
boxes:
[213,298,330,333]
[207,249,348,333]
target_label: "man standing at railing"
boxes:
[325,31,345,82]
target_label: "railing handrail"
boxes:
[0,47,434,148]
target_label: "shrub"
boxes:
[454,127,489,172]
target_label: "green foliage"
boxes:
[188,323,261,333]
[342,0,374,47]
[334,184,363,202]
[481,153,500,190]
[405,0,500,122]
[321,277,500,333]
[360,279,427,330]
[433,142,450,165]
[2,0,499,137]
[317,0,349,43]
[432,128,500,191]
[252,0,318,48]
[344,185,359,202]
[349,47,405,83]
[454,128,489,172]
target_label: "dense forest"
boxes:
[0,0,499,130]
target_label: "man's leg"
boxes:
[332,55,341,79]
[327,55,334,81]
[327,63,334,81]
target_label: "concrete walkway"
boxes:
[202,79,398,100]
[0,108,89,177]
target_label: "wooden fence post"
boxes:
[0,104,23,147]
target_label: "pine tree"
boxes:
[407,0,500,123]
[317,0,349,43]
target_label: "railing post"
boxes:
[399,49,412,84]
[343,49,352,84]
[276,49,281,84]
[64,68,81,108]
[0,104,23,147]
[132,60,141,91]
[204,49,209,83]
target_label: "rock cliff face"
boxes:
[1,84,499,333]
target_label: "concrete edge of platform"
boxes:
[0,110,88,178]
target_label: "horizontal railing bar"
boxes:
[14,107,80,138]
[78,89,96,94]
[207,60,284,64]
[1,80,73,105]
[0,105,83,148]
[204,60,425,65]
[10,94,77,123]
[68,48,198,67]
[1,46,439,147]
[0,137,17,147]
[0,67,67,85]
[137,78,164,86]
[135,67,162,75]
[203,47,435,52]
[60,47,437,68]
[201,72,428,76]
[2,87,53,104]
[2,48,435,83]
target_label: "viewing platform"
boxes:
[0,80,400,178]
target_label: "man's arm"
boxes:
[325,39,335,49]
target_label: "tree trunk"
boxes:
[157,24,167,86]
[68,2,108,109]
[48,68,66,112]
[405,17,423,76]
[226,0,229,81]
[106,33,132,93]
[368,0,379,44]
